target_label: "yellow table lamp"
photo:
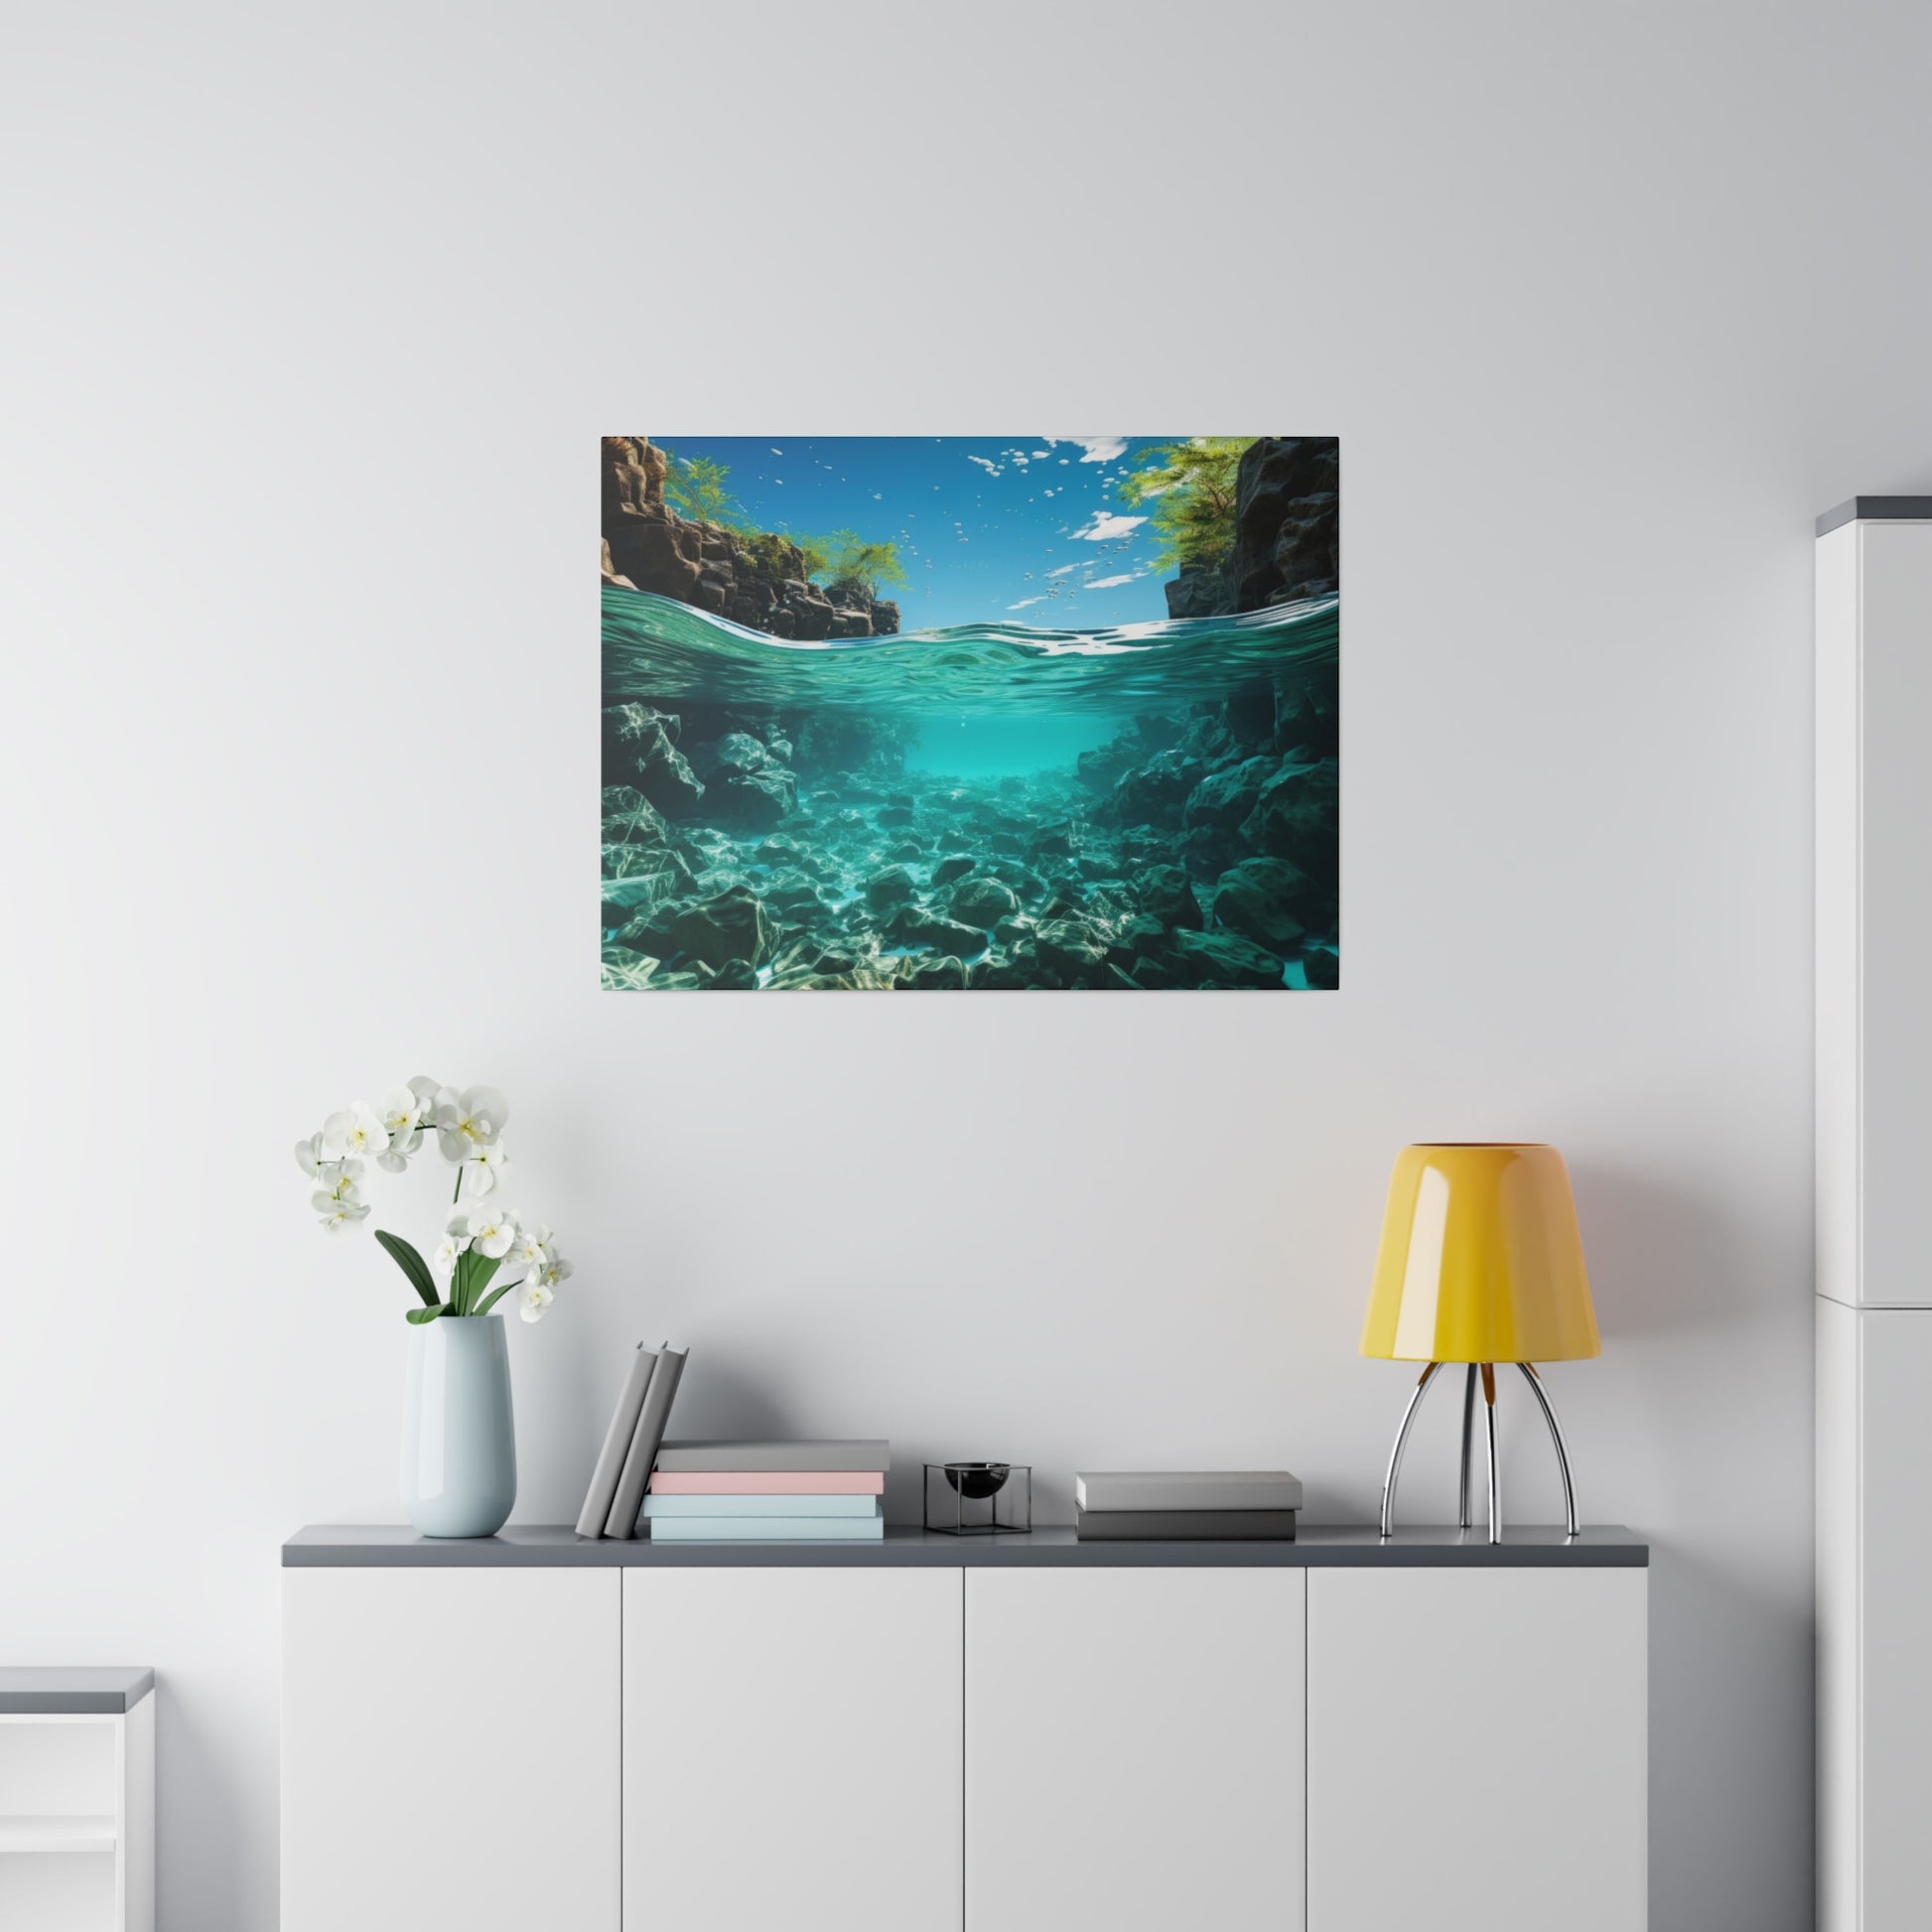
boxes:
[1363,1144,1598,1543]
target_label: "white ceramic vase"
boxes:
[400,1315,516,1538]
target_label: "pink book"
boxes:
[647,1469,887,1495]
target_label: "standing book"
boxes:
[575,1342,658,1539]
[604,1343,688,1539]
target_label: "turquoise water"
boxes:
[602,587,1339,728]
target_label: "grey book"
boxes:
[1075,1471,1305,1513]
[653,1439,890,1473]
[575,1343,658,1539]
[1075,1507,1298,1541]
[605,1344,689,1539]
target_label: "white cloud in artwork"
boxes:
[1085,573,1137,590]
[1045,564,1077,577]
[1008,596,1045,610]
[1042,436,1128,464]
[966,455,1003,479]
[1068,510,1147,543]
[770,447,782,454]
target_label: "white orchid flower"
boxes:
[378,1085,423,1136]
[322,1101,388,1163]
[313,1159,365,1205]
[377,1126,423,1173]
[315,1191,370,1235]
[509,1221,553,1270]
[466,1206,517,1260]
[460,1143,513,1198]
[517,1281,555,1323]
[293,1133,328,1179]
[434,1085,508,1163]
[531,1250,573,1293]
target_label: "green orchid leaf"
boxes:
[474,1279,516,1318]
[404,1303,447,1325]
[374,1229,440,1308]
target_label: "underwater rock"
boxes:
[947,876,1021,928]
[705,768,796,831]
[1076,729,1146,795]
[1211,857,1310,951]
[1034,917,1114,986]
[703,957,761,990]
[865,866,919,911]
[931,853,978,889]
[605,703,706,819]
[602,784,674,847]
[600,945,663,991]
[1134,864,1201,930]
[887,904,987,955]
[993,911,1035,947]
[1169,927,1286,988]
[898,955,968,990]
[1239,756,1339,862]
[1111,913,1171,962]
[1110,751,1205,828]
[604,860,697,931]
[1130,955,1175,990]
[1303,946,1339,989]
[667,888,778,970]
[876,803,915,827]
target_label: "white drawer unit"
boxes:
[0,1670,154,1932]
[282,1526,1647,1932]
[1816,499,1932,1932]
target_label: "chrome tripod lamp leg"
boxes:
[1480,1362,1501,1544]
[1457,1364,1477,1530]
[1518,1362,1580,1537]
[1378,1361,1442,1539]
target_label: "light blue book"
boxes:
[646,1515,887,1543]
[640,1493,883,1520]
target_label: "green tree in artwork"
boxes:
[1115,437,1256,577]
[814,528,908,598]
[660,450,746,529]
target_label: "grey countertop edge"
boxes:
[1817,495,1932,536]
[0,1667,154,1715]
[284,1524,1647,1569]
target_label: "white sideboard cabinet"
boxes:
[1816,499,1932,1932]
[283,1525,1647,1932]
[0,1670,154,1932]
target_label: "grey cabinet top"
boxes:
[0,1667,154,1714]
[285,1524,1646,1569]
[1817,496,1932,536]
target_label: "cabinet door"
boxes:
[966,1567,1306,1932]
[1859,1308,1932,1925]
[282,1569,621,1932]
[623,1567,962,1932]
[1307,1568,1645,1932]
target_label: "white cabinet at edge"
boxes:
[1816,502,1932,1932]
[283,1557,1644,1932]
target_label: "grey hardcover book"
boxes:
[1075,1470,1305,1513]
[1074,1507,1298,1541]
[605,1344,689,1539]
[652,1439,890,1474]
[574,1343,657,1539]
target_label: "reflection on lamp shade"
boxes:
[1360,1144,1599,1363]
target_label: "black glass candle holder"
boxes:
[924,1462,1032,1535]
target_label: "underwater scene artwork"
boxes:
[601,436,1338,990]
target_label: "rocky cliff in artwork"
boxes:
[601,436,899,638]
[1165,435,1339,619]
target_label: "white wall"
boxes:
[3,3,1929,1925]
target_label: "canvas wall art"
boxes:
[601,436,1338,990]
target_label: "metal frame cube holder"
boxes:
[924,1461,1032,1535]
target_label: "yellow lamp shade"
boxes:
[1361,1144,1599,1364]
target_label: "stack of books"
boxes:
[1073,1470,1303,1540]
[642,1441,890,1542]
[576,1340,691,1541]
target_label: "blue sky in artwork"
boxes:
[653,436,1177,631]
